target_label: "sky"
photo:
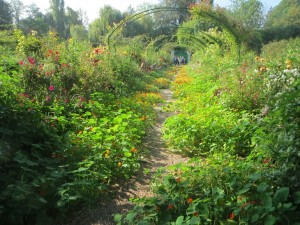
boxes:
[19,0,282,23]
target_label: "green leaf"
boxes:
[114,214,122,222]
[250,214,259,223]
[257,183,269,192]
[176,216,184,225]
[124,150,132,157]
[190,216,200,224]
[274,188,289,202]
[137,221,151,225]
[293,191,300,204]
[125,212,137,221]
[237,187,249,195]
[248,172,261,181]
[264,215,276,225]
[76,167,88,172]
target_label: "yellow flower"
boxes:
[285,59,292,65]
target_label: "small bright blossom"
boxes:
[230,212,234,220]
[28,57,35,65]
[49,85,54,91]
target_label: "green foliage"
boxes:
[0,30,165,224]
[50,0,66,38]
[0,0,13,30]
[14,29,42,56]
[0,30,16,48]
[116,155,300,224]
[228,0,264,30]
[263,0,300,42]
[261,38,300,63]
[118,31,300,225]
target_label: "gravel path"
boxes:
[62,87,189,225]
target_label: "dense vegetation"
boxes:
[1,0,300,224]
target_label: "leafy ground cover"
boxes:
[116,38,300,224]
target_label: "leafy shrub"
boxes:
[0,31,164,224]
[116,155,300,225]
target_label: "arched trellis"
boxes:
[106,6,242,60]
[107,7,189,49]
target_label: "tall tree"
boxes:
[228,0,264,30]
[0,0,13,30]
[9,0,23,25]
[19,4,49,35]
[70,24,88,41]
[65,7,81,38]
[264,0,300,41]
[150,0,196,36]
[50,0,65,37]
[89,5,123,45]
[265,0,300,28]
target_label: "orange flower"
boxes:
[230,212,234,220]
[130,147,138,153]
[187,198,193,204]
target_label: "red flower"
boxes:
[230,212,234,220]
[49,85,54,91]
[187,198,193,204]
[167,204,173,209]
[28,57,35,65]
[19,61,24,65]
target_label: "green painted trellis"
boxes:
[106,6,241,61]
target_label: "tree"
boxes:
[50,0,65,38]
[88,5,124,45]
[228,0,264,30]
[65,7,81,38]
[263,0,300,42]
[150,0,196,36]
[70,24,88,41]
[9,0,23,25]
[19,4,49,35]
[0,0,13,30]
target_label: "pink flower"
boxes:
[48,85,54,91]
[19,61,24,65]
[28,57,35,65]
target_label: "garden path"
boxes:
[64,84,189,225]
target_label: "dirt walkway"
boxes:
[64,88,189,225]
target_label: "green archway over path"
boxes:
[106,6,242,61]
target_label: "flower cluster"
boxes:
[266,67,299,103]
